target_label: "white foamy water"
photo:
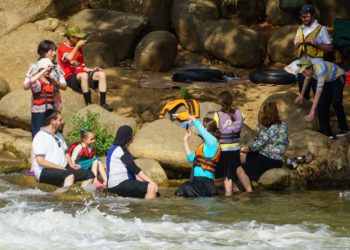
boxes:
[0,201,349,250]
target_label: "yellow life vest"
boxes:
[296,25,324,58]
[159,99,200,121]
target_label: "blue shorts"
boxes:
[31,112,46,139]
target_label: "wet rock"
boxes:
[219,0,267,25]
[266,0,297,26]
[0,152,29,174]
[258,168,306,190]
[129,119,203,169]
[68,9,148,63]
[55,185,94,202]
[82,42,114,69]
[0,88,85,130]
[200,20,264,67]
[135,158,168,185]
[63,104,137,138]
[260,92,318,134]
[135,31,178,72]
[4,175,56,192]
[268,25,298,64]
[0,76,10,99]
[171,0,219,52]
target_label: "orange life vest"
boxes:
[296,24,324,58]
[68,142,95,162]
[159,99,200,121]
[32,77,55,106]
[193,143,221,173]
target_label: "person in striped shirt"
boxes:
[295,58,349,138]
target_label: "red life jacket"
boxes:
[193,143,221,173]
[32,77,55,106]
[68,142,95,162]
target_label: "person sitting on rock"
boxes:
[106,125,159,199]
[69,128,108,189]
[285,4,332,100]
[214,91,243,196]
[236,102,289,192]
[295,58,349,138]
[24,40,67,176]
[32,109,95,189]
[175,115,221,197]
[57,26,113,112]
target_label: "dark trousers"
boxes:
[317,77,348,135]
[297,73,317,100]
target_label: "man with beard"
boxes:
[285,4,333,99]
[32,110,95,188]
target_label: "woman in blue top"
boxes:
[236,102,289,192]
[175,115,221,197]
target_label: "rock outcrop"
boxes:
[135,31,178,72]
[82,42,114,69]
[135,158,168,185]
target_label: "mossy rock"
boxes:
[55,186,94,202]
[4,175,57,192]
[2,142,29,161]
[258,168,307,191]
[0,154,29,174]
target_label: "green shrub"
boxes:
[65,110,114,156]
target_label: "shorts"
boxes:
[175,177,217,197]
[31,112,48,139]
[66,167,95,182]
[216,150,240,180]
[242,151,282,181]
[39,168,73,187]
[66,71,98,92]
[108,180,149,198]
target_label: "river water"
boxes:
[0,174,350,249]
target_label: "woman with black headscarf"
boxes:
[106,125,159,199]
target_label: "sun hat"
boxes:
[64,26,87,38]
[298,58,313,73]
[37,58,54,69]
[300,4,315,15]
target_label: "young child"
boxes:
[214,91,243,196]
[69,129,107,188]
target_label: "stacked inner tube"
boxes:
[249,69,297,85]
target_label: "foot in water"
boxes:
[53,186,71,195]
[93,179,105,189]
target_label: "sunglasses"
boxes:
[53,135,61,148]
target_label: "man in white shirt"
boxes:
[285,4,333,99]
[32,110,95,187]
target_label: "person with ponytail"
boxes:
[175,115,221,197]
[214,91,243,196]
[236,102,289,192]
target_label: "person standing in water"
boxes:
[175,116,221,197]
[214,91,243,196]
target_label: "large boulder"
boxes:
[314,0,350,26]
[0,88,85,130]
[129,119,203,169]
[0,76,10,99]
[259,91,318,134]
[219,0,267,25]
[68,9,148,63]
[0,127,32,159]
[134,31,178,72]
[268,25,298,64]
[266,0,298,26]
[0,151,29,174]
[200,20,264,67]
[171,0,219,52]
[134,158,168,185]
[0,23,62,89]
[82,42,114,69]
[63,104,137,138]
[110,0,173,31]
[258,168,307,190]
